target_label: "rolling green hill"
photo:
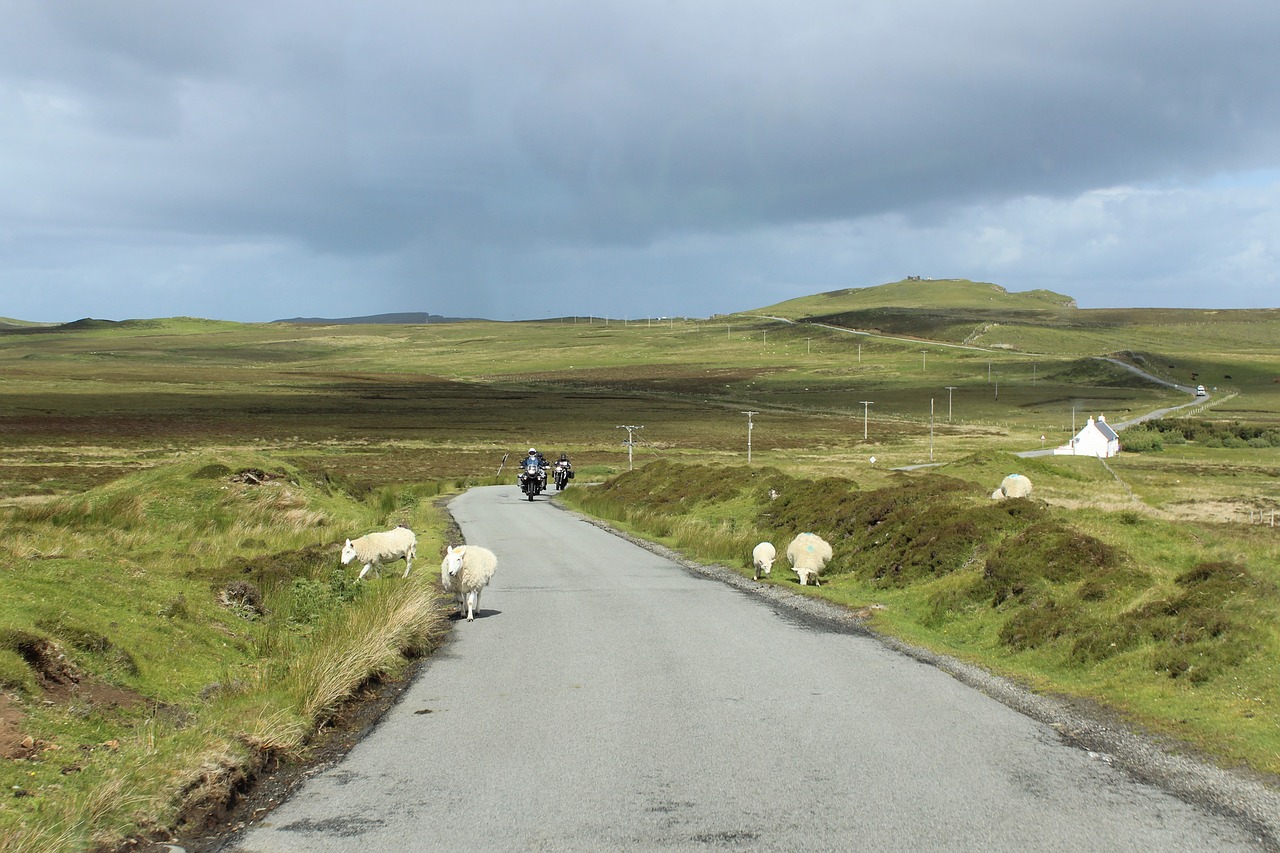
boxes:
[756,278,1078,317]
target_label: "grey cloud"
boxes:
[1,0,1278,320]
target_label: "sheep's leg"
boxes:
[473,588,482,615]
[358,563,372,581]
[465,590,477,621]
[402,556,412,578]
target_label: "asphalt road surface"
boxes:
[225,485,1267,851]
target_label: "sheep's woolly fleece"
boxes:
[752,541,776,581]
[785,532,832,586]
[342,526,417,579]
[441,544,498,621]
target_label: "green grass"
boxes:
[0,456,450,850]
[2,280,1279,844]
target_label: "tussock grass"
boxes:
[0,454,453,850]
[286,580,447,723]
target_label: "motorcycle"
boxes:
[553,460,574,490]
[518,456,546,501]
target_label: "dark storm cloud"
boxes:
[1,0,1277,320]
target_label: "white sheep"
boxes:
[752,541,776,581]
[341,526,417,580]
[786,532,832,586]
[441,544,498,622]
[997,473,1033,499]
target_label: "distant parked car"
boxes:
[1195,385,1207,396]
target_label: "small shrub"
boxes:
[159,594,190,620]
[998,597,1072,650]
[978,523,1117,605]
[1119,429,1163,453]
[220,580,265,619]
[1069,620,1138,662]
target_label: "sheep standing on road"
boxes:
[786,532,832,586]
[441,544,498,622]
[752,541,777,581]
[341,526,417,580]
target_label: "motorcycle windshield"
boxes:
[523,459,541,473]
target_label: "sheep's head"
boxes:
[340,539,357,565]
[443,545,466,576]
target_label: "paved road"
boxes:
[225,486,1265,851]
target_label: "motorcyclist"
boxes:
[553,452,573,487]
[523,448,547,487]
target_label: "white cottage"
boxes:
[1053,415,1120,458]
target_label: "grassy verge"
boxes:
[0,456,452,852]
[561,459,1280,777]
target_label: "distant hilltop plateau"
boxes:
[273,311,476,325]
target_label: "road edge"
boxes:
[555,499,1280,850]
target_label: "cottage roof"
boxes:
[1093,416,1119,441]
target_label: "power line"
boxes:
[741,411,758,463]
[616,424,644,471]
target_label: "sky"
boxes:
[2,1,1278,323]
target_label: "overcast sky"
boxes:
[2,1,1277,323]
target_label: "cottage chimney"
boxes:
[1098,415,1107,423]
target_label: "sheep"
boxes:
[786,532,832,586]
[341,525,417,580]
[752,541,776,581]
[992,473,1033,500]
[441,544,498,622]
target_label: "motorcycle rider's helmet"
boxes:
[528,448,537,455]
[559,453,568,461]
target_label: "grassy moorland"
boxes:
[0,280,1278,847]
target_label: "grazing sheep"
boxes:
[752,541,777,581]
[786,532,832,586]
[992,473,1033,500]
[341,525,417,580]
[441,544,498,622]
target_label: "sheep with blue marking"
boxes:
[786,532,832,586]
[341,525,417,580]
[441,544,498,622]
[752,541,776,581]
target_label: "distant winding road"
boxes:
[224,486,1272,852]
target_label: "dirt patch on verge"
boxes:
[120,664,428,853]
[0,693,29,759]
[1,644,147,761]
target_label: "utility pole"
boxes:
[859,401,873,440]
[742,411,758,463]
[945,386,957,421]
[616,425,643,471]
[921,350,928,371]
[930,398,934,462]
